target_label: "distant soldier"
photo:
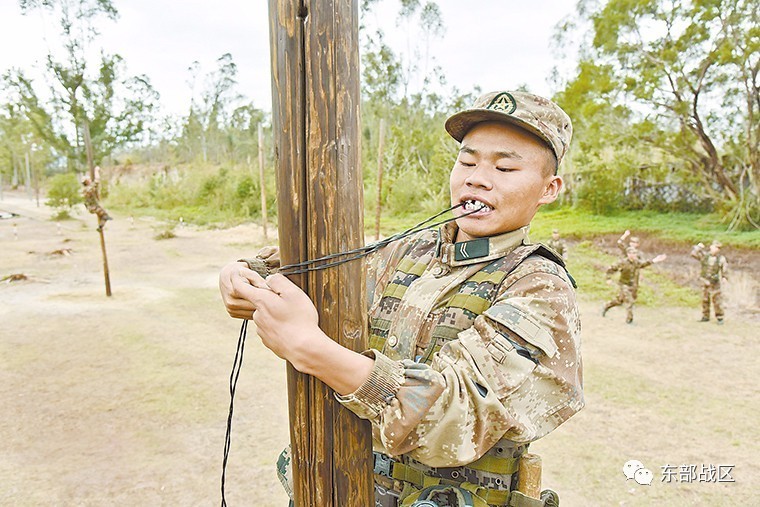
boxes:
[81,166,112,230]
[603,247,667,324]
[617,230,640,258]
[547,228,568,260]
[691,240,728,324]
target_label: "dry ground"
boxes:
[1,190,758,506]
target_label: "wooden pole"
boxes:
[268,1,372,506]
[374,118,385,240]
[82,120,112,297]
[24,150,33,200]
[258,123,268,240]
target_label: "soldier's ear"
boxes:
[538,176,563,205]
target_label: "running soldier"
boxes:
[691,240,728,324]
[603,247,667,323]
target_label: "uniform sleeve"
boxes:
[606,260,621,277]
[336,259,583,467]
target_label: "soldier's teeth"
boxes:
[464,200,492,211]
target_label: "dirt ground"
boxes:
[1,189,758,506]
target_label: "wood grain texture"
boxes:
[269,1,372,505]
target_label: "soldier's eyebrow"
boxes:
[459,145,523,160]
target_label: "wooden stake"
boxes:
[269,1,372,505]
[83,120,112,297]
[374,118,385,241]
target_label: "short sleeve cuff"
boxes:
[335,350,403,419]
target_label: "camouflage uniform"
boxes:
[546,237,566,260]
[602,256,653,323]
[82,179,111,228]
[277,223,583,507]
[690,244,728,321]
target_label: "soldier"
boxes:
[691,240,728,324]
[547,228,567,260]
[602,247,667,323]
[81,166,112,230]
[220,90,583,507]
[616,230,640,258]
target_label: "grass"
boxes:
[530,208,760,249]
[367,206,760,249]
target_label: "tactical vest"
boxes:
[700,255,724,283]
[368,236,569,506]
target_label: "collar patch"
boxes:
[487,92,517,114]
[454,238,490,261]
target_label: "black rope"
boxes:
[220,202,484,504]
[277,202,486,275]
[220,319,248,507]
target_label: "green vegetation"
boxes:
[45,172,83,215]
[0,0,757,233]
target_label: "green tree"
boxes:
[565,0,758,228]
[6,0,158,173]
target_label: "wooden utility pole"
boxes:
[83,120,112,297]
[258,123,268,240]
[268,1,372,506]
[374,118,386,240]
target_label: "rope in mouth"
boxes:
[277,201,486,275]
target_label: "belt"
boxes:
[373,452,518,506]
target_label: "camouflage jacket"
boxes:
[606,257,652,287]
[691,246,727,285]
[82,181,100,209]
[336,223,584,469]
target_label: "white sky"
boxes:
[0,0,578,119]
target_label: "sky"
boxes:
[0,0,579,119]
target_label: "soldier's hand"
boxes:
[622,230,630,239]
[256,246,280,269]
[247,273,320,362]
[653,254,667,263]
[219,261,258,319]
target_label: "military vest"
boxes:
[368,236,569,505]
[700,254,725,283]
[369,238,566,363]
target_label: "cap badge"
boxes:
[486,92,517,114]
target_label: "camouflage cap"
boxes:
[629,236,640,244]
[445,90,573,166]
[711,240,722,248]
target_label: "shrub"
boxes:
[46,172,83,213]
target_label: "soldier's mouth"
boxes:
[461,199,493,214]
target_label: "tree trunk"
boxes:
[268,1,373,506]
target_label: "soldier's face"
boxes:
[710,245,720,255]
[450,122,562,242]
